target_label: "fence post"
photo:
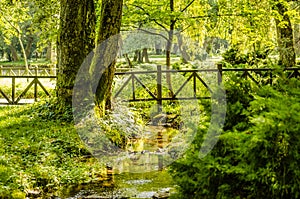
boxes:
[12,77,15,104]
[131,74,135,101]
[34,66,38,102]
[157,65,162,113]
[217,63,223,85]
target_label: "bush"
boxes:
[170,78,300,198]
[222,47,271,67]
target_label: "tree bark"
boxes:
[18,33,29,72]
[294,24,300,56]
[274,2,296,68]
[166,0,175,96]
[57,0,96,108]
[91,0,123,117]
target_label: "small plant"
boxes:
[99,102,145,150]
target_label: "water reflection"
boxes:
[62,170,175,199]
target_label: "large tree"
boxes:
[91,0,123,116]
[56,0,96,108]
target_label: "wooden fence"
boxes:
[0,75,56,105]
[0,65,299,105]
[114,65,300,104]
[0,66,56,76]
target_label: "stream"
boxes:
[58,125,182,199]
[60,170,176,199]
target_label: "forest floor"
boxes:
[0,104,106,198]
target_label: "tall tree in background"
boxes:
[123,0,198,95]
[273,0,296,67]
[57,0,95,108]
[91,0,123,116]
[0,1,32,71]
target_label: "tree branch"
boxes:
[180,25,192,33]
[180,0,196,13]
[133,27,169,41]
[131,4,169,32]
[187,13,246,19]
[0,9,20,34]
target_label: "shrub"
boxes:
[170,77,300,198]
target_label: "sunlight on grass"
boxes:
[0,105,105,198]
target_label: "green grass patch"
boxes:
[0,59,52,67]
[0,101,105,198]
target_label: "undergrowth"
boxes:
[0,100,105,198]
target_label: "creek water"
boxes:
[61,170,176,199]
[59,126,180,199]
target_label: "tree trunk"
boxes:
[133,50,138,61]
[142,48,150,63]
[274,2,296,68]
[10,45,19,62]
[91,0,123,117]
[166,0,175,97]
[25,35,34,59]
[57,0,96,108]
[46,43,51,61]
[294,24,300,56]
[133,50,142,62]
[124,53,133,67]
[166,33,173,95]
[6,48,12,62]
[18,34,29,71]
[138,50,143,63]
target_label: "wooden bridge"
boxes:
[0,65,299,105]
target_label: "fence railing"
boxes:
[0,75,56,105]
[0,66,56,76]
[114,65,300,105]
[220,65,300,85]
[0,65,299,105]
[114,66,218,103]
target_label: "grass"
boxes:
[0,59,52,67]
[0,101,106,198]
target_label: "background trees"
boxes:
[0,1,33,70]
[0,0,60,64]
[0,0,298,109]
